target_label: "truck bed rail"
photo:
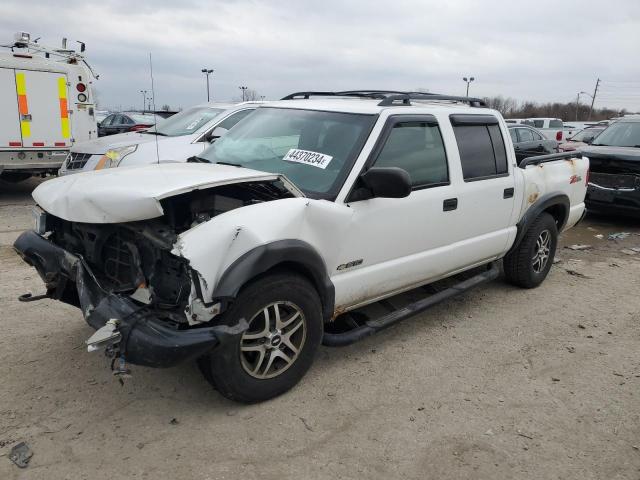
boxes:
[519,151,583,168]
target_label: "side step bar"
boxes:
[322,263,500,347]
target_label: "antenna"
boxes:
[149,52,160,165]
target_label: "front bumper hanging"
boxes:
[13,230,246,368]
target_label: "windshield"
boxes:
[128,113,156,124]
[591,122,640,147]
[149,107,224,137]
[198,107,376,198]
[571,129,602,142]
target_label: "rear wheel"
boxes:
[199,273,323,403]
[504,212,558,288]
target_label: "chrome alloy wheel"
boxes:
[532,229,551,273]
[240,301,306,379]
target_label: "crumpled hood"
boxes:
[71,132,162,155]
[34,163,302,223]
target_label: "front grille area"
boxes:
[50,218,191,310]
[101,230,142,291]
[590,172,639,190]
[65,152,92,170]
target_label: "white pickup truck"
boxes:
[14,91,588,403]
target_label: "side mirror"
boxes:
[354,167,412,200]
[584,136,595,144]
[206,126,228,142]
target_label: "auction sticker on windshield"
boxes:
[283,149,333,169]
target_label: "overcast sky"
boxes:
[1,0,639,112]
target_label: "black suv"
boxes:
[582,118,640,218]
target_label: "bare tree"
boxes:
[234,88,261,102]
[481,96,625,121]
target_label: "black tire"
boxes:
[199,272,323,403]
[504,212,558,289]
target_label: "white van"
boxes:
[0,32,97,182]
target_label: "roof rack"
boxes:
[280,90,486,107]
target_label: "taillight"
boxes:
[556,131,563,141]
[76,83,86,93]
[129,125,149,132]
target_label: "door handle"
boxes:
[503,188,514,199]
[443,198,458,211]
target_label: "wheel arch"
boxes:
[509,193,569,255]
[210,239,335,322]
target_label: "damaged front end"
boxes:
[585,149,640,217]
[14,180,295,368]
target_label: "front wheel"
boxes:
[199,273,323,403]
[504,212,558,288]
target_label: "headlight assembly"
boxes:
[94,144,137,170]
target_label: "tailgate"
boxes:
[14,70,71,149]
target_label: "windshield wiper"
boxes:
[143,131,168,136]
[215,161,243,167]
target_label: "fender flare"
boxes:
[509,193,570,254]
[210,239,335,322]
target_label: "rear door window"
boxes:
[533,120,544,128]
[518,128,534,142]
[450,115,508,181]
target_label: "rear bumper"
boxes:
[13,230,243,368]
[586,183,640,218]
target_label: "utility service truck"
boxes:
[0,32,97,183]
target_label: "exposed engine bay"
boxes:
[46,180,295,325]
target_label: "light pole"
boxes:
[140,90,147,111]
[462,76,475,97]
[575,91,593,121]
[201,69,213,102]
[239,86,248,102]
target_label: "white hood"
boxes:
[34,163,302,223]
[71,132,160,155]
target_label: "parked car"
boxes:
[583,118,640,217]
[558,127,605,152]
[508,124,558,163]
[60,102,260,175]
[522,118,564,142]
[98,112,157,137]
[15,91,587,403]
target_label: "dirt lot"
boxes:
[1,177,639,479]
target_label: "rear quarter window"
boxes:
[549,120,563,129]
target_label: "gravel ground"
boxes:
[1,177,639,479]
